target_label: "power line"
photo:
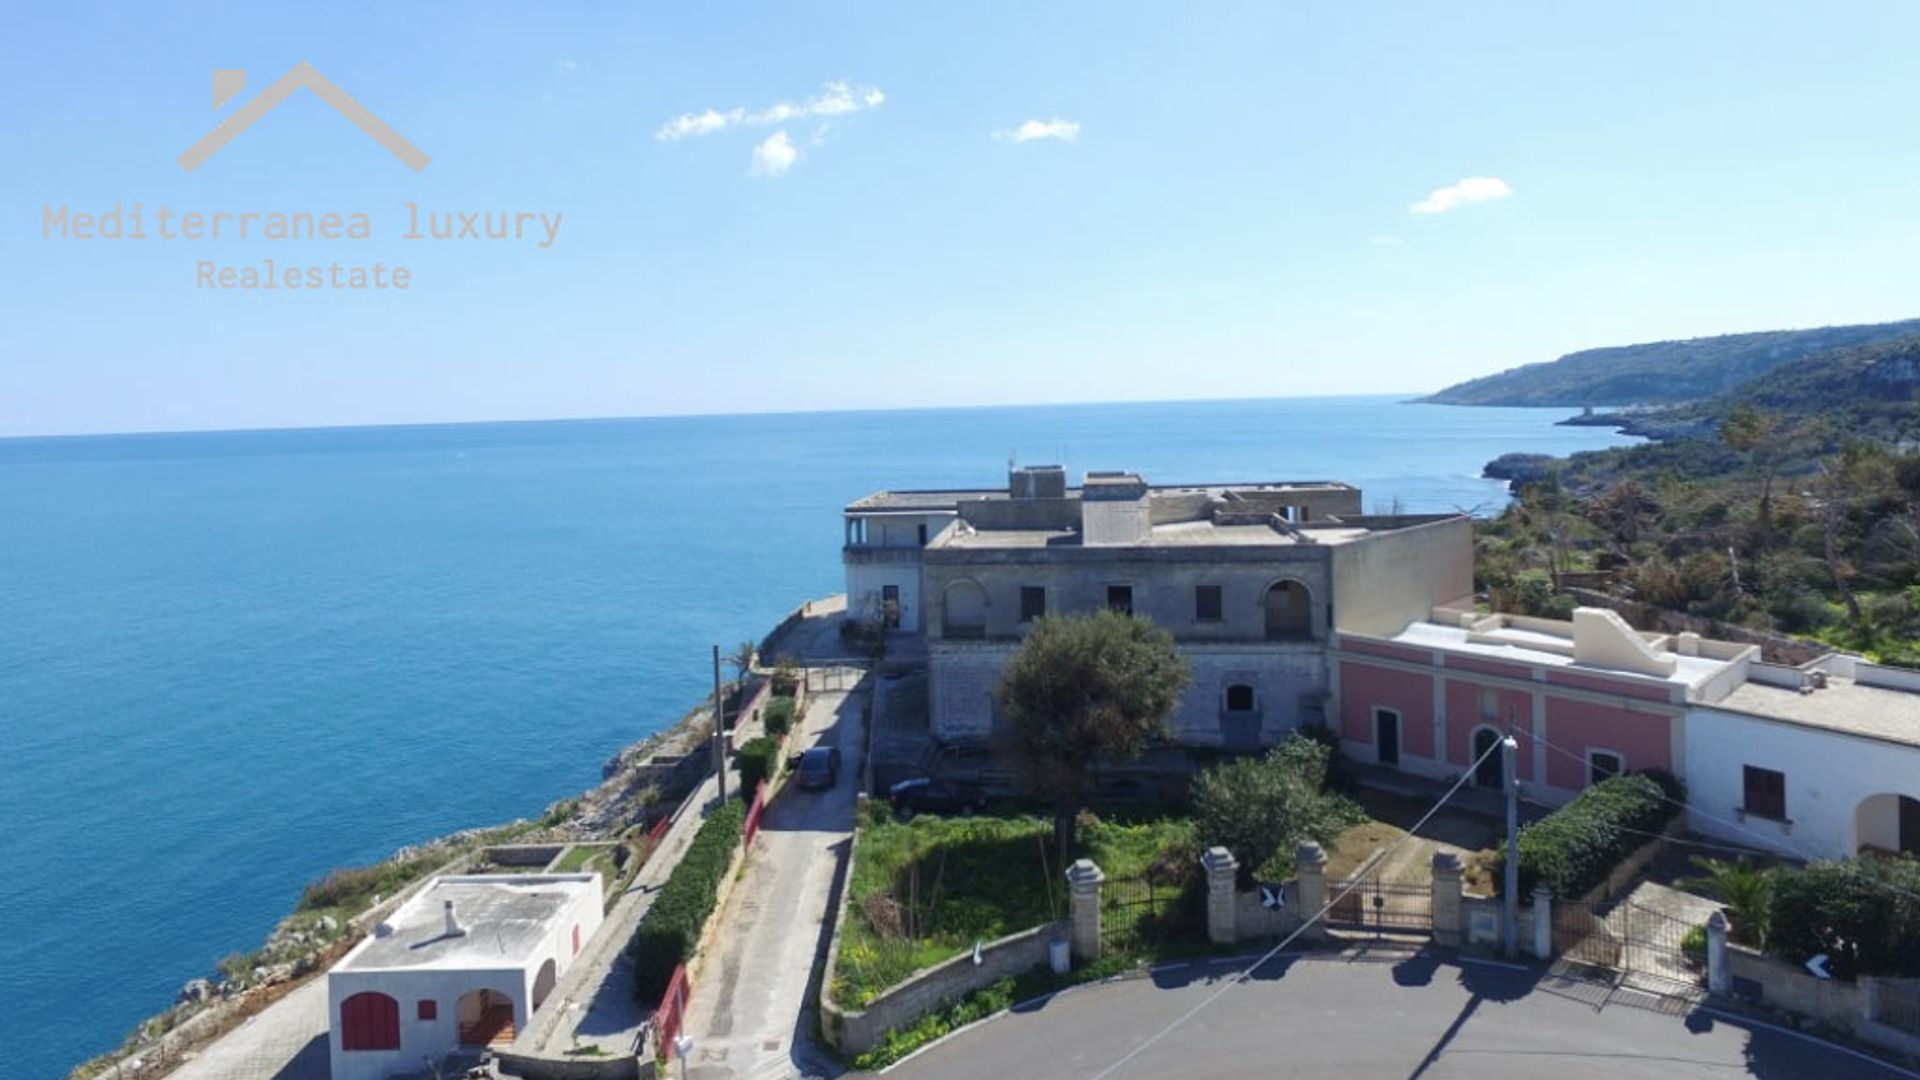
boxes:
[1085,734,1510,1080]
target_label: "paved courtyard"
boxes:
[882,950,1917,1080]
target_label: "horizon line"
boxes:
[0,389,1488,443]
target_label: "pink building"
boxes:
[1332,607,1755,805]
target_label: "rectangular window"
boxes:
[1743,765,1787,821]
[417,999,437,1021]
[1479,688,1500,721]
[1195,584,1223,622]
[1019,586,1046,622]
[1107,584,1133,615]
[918,523,928,545]
[1588,751,1623,787]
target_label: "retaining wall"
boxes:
[821,921,1066,1057]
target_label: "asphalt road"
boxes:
[680,686,864,1080]
[882,950,1916,1080]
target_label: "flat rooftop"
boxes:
[1711,679,1920,747]
[930,518,1400,551]
[335,875,596,973]
[846,480,1358,514]
[1387,617,1741,691]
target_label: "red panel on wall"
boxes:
[341,991,400,1051]
[572,924,581,956]
[1339,660,1435,755]
[417,999,437,1021]
[1544,696,1674,791]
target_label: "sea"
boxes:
[0,396,1638,1078]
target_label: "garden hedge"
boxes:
[630,799,746,1002]
[1768,857,1920,979]
[1491,771,1681,898]
[763,696,797,736]
[735,735,779,795]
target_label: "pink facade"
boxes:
[1543,697,1673,789]
[1337,638,1682,799]
[1339,660,1434,756]
[1443,679,1536,782]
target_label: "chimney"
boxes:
[443,899,466,938]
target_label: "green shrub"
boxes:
[630,800,746,1002]
[763,696,797,736]
[1681,923,1707,960]
[299,855,435,913]
[1768,857,1920,979]
[735,736,779,795]
[771,658,801,697]
[1490,772,1680,898]
[1191,734,1365,885]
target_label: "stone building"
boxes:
[844,466,1474,752]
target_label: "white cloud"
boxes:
[656,81,884,141]
[750,131,798,177]
[994,118,1081,144]
[1368,235,1404,248]
[1409,176,1513,215]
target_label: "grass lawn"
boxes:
[550,842,614,874]
[833,809,1195,1007]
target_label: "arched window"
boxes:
[340,991,400,1051]
[1264,580,1312,640]
[942,581,988,640]
[532,958,559,1011]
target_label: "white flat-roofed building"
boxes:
[326,873,603,1080]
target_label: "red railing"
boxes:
[654,963,691,1061]
[743,780,769,848]
[647,813,673,846]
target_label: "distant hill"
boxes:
[1646,331,1920,443]
[1423,319,1920,407]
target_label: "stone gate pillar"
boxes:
[1295,842,1329,942]
[1067,859,1105,963]
[1531,885,1554,960]
[1431,852,1463,948]
[1201,847,1240,946]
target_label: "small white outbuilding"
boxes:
[326,873,603,1080]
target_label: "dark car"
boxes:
[795,746,840,790]
[888,776,987,818]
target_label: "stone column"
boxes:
[1068,859,1105,964]
[1294,843,1329,942]
[1431,852,1463,948]
[1201,847,1240,946]
[1531,885,1553,960]
[1707,910,1730,995]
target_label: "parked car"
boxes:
[888,776,988,818]
[795,746,840,790]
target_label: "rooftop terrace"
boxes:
[335,875,596,973]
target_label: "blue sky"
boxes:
[5,1,1920,436]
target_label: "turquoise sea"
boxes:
[0,397,1639,1078]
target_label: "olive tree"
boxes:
[995,609,1189,863]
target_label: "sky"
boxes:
[5,1,1920,437]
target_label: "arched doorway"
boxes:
[1264,581,1312,640]
[339,991,400,1051]
[1472,728,1504,789]
[1855,793,1920,856]
[532,958,558,1011]
[457,988,516,1046]
[941,581,988,639]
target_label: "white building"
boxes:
[1685,658,1920,861]
[326,874,603,1080]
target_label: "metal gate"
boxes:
[1327,878,1432,934]
[1102,874,1190,952]
[1553,899,1702,992]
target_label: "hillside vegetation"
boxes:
[1475,332,1920,668]
[1424,318,1920,407]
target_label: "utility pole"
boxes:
[1502,732,1520,960]
[712,644,728,803]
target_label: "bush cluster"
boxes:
[1491,772,1681,898]
[630,800,746,1002]
[735,735,779,794]
[1191,733,1364,885]
[762,696,796,736]
[1768,857,1920,980]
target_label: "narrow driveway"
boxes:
[166,979,328,1080]
[884,951,1914,1080]
[680,685,866,1079]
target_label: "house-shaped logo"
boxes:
[179,62,428,173]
